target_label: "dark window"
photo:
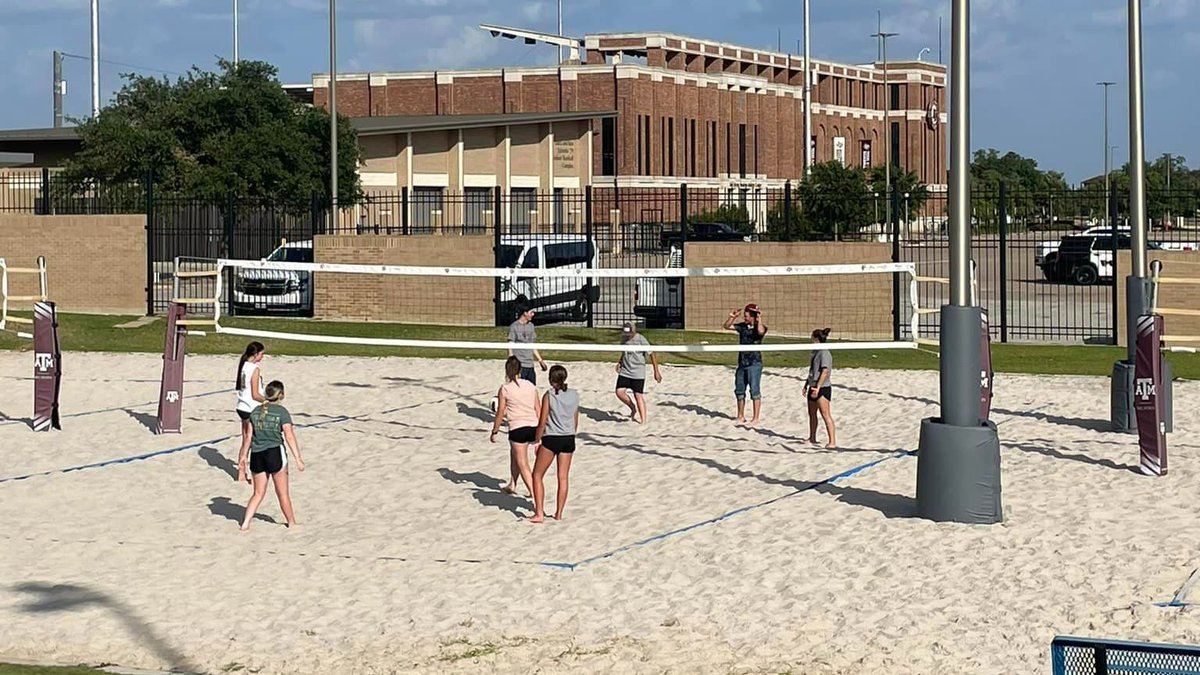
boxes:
[268,247,313,263]
[710,121,718,177]
[738,124,747,178]
[726,123,731,177]
[890,83,901,110]
[890,122,901,170]
[601,117,616,176]
[643,115,652,175]
[660,117,666,175]
[411,187,443,234]
[753,124,758,175]
[463,187,493,233]
[543,241,596,267]
[690,119,697,176]
[509,188,536,233]
[667,117,675,177]
[636,116,643,174]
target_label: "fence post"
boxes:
[997,182,1009,343]
[402,186,410,236]
[891,183,901,342]
[585,185,595,329]
[783,181,792,237]
[144,168,155,316]
[39,167,51,215]
[1110,188,1120,345]
[493,185,503,326]
[224,193,237,319]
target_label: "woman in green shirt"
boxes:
[237,380,305,531]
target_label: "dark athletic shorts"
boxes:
[616,375,645,394]
[509,426,537,444]
[808,386,832,402]
[541,435,576,454]
[250,447,284,475]
[237,410,252,421]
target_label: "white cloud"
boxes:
[521,1,546,23]
[423,24,503,68]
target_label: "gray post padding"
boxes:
[916,418,1003,523]
[1111,360,1135,433]
[1125,276,1151,362]
[939,305,983,427]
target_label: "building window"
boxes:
[667,117,675,177]
[464,187,492,234]
[710,121,718,177]
[725,123,731,177]
[601,117,616,176]
[411,187,444,234]
[753,124,759,176]
[861,140,872,169]
[738,123,746,178]
[643,115,652,176]
[509,188,536,233]
[690,119,698,176]
[890,122,901,170]
[889,83,901,110]
[636,116,643,174]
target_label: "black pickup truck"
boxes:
[660,222,756,249]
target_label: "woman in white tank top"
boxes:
[235,342,268,484]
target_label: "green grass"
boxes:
[1,312,1195,379]
[0,665,111,675]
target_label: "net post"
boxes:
[997,182,1009,343]
[32,301,62,432]
[891,183,901,342]
[492,185,503,326]
[585,184,595,329]
[156,302,187,434]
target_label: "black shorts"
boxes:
[509,426,537,444]
[249,448,284,475]
[236,410,252,421]
[541,435,576,454]
[808,386,832,401]
[616,376,645,394]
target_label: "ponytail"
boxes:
[256,380,286,425]
[548,364,568,392]
[236,341,265,389]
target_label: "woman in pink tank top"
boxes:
[490,356,540,498]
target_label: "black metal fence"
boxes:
[5,168,1199,340]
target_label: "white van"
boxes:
[497,235,601,323]
[232,240,313,316]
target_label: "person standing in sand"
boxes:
[490,356,540,498]
[806,327,837,448]
[238,381,305,531]
[614,321,662,424]
[508,303,548,384]
[234,342,268,484]
[722,303,767,425]
[530,365,580,523]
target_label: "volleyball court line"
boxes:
[0,388,230,428]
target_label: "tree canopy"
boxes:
[61,59,362,206]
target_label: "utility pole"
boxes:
[558,0,563,63]
[329,0,338,220]
[803,0,812,176]
[90,0,100,117]
[53,51,65,128]
[1098,81,1115,228]
[872,30,899,229]
[1165,152,1172,227]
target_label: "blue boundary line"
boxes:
[540,450,917,571]
[0,388,230,427]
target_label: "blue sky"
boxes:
[2,0,1197,183]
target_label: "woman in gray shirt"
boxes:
[806,327,837,448]
[530,365,580,523]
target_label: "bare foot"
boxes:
[528,514,545,524]
[501,484,517,495]
[807,438,818,445]
[747,418,760,427]
[734,417,746,425]
[239,525,250,532]
[825,443,837,449]
[553,514,565,521]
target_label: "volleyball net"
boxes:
[166,257,934,354]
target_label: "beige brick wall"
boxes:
[683,242,895,338]
[314,235,494,325]
[0,214,145,314]
[1117,250,1200,348]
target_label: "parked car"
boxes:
[1037,226,1196,281]
[497,235,601,324]
[633,246,684,328]
[660,222,757,249]
[1049,233,1164,285]
[232,240,314,316]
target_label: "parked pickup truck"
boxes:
[633,247,684,328]
[1037,226,1196,282]
[660,222,757,249]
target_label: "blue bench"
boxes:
[1053,636,1200,675]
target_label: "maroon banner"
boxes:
[156,302,187,434]
[32,301,61,432]
[1135,314,1167,475]
[980,312,994,422]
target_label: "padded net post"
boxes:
[156,302,188,434]
[32,301,61,432]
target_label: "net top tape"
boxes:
[218,259,916,279]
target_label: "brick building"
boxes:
[310,30,947,198]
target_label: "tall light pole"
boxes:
[915,0,1003,525]
[233,0,240,64]
[329,0,338,220]
[803,0,812,176]
[557,0,563,63]
[90,0,100,116]
[872,30,898,228]
[1098,81,1115,228]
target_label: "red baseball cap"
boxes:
[744,303,760,313]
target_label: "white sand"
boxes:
[0,350,1198,674]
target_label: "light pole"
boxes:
[557,0,563,63]
[1098,81,1115,228]
[329,0,338,222]
[872,30,898,230]
[233,0,239,64]
[90,0,100,117]
[803,0,812,176]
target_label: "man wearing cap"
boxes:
[722,303,767,425]
[614,321,662,424]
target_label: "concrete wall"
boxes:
[1117,250,1200,348]
[0,214,145,314]
[683,241,895,338]
[314,235,493,325]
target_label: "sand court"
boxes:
[2,351,1200,673]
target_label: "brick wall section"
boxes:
[0,215,145,314]
[314,235,494,325]
[1116,250,1200,348]
[683,242,894,339]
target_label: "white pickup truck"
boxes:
[632,247,683,328]
[1036,227,1197,282]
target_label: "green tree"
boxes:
[690,203,754,234]
[970,149,1069,227]
[61,59,362,206]
[764,199,808,242]
[868,164,930,220]
[797,161,873,239]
